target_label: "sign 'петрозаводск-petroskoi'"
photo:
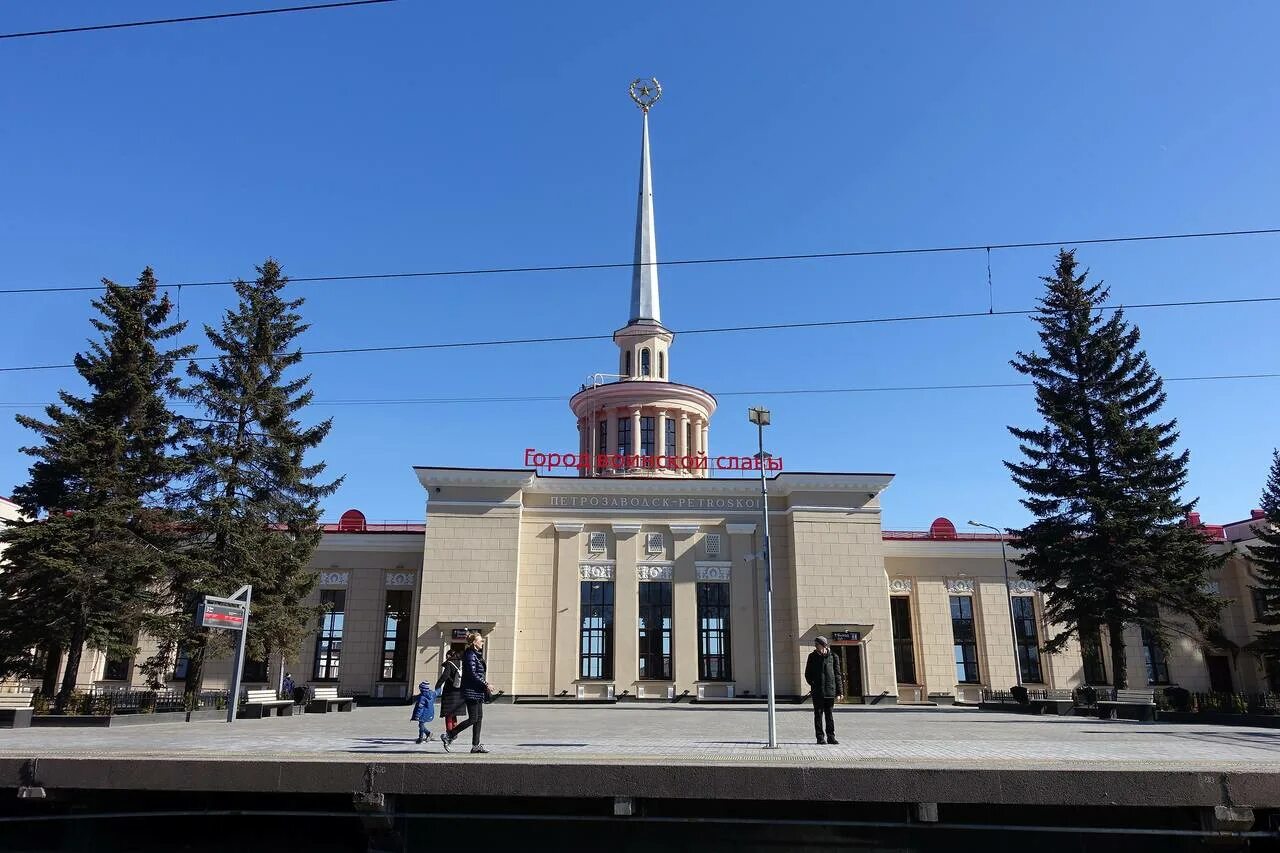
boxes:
[523,449,783,473]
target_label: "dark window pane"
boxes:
[697,582,732,681]
[949,595,980,683]
[580,581,614,680]
[381,589,412,681]
[617,418,631,457]
[640,416,656,460]
[313,589,346,681]
[638,581,672,680]
[890,596,917,684]
[1012,596,1043,683]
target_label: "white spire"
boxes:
[629,106,661,325]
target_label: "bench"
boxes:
[239,688,293,719]
[1097,688,1157,722]
[1029,688,1075,716]
[306,685,354,713]
[0,693,35,728]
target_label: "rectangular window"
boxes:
[172,645,190,681]
[313,589,346,681]
[243,658,268,683]
[697,582,732,681]
[597,419,608,457]
[1012,596,1043,683]
[686,422,693,454]
[1253,587,1270,623]
[579,580,614,680]
[1080,625,1108,685]
[103,653,132,682]
[617,417,631,457]
[950,595,980,684]
[638,581,673,680]
[1141,625,1171,685]
[381,589,413,681]
[890,596,917,684]
[640,415,655,459]
[665,417,676,461]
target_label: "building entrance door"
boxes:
[1206,654,1233,693]
[833,644,864,704]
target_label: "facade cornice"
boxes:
[316,532,425,553]
[415,467,533,489]
[881,539,1020,559]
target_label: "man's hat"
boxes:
[815,636,829,647]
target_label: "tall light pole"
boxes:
[749,406,778,748]
[968,520,1021,688]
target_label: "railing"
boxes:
[1183,691,1279,715]
[33,687,231,715]
[981,687,1101,706]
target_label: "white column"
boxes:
[678,412,689,458]
[656,410,668,470]
[631,407,642,468]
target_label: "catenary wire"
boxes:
[1,226,1277,295]
[0,0,395,40]
[1,294,1277,374]
[1,373,1275,409]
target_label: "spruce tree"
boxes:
[0,270,191,710]
[146,259,340,701]
[1246,450,1280,682]
[1006,250,1223,688]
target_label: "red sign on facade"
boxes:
[524,449,783,472]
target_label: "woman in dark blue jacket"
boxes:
[441,632,494,753]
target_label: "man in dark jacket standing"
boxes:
[804,636,843,744]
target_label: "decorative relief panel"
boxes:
[888,578,912,593]
[696,565,731,582]
[384,571,415,588]
[1007,579,1037,595]
[645,532,665,554]
[319,571,349,588]
[580,563,616,581]
[637,564,673,582]
[944,578,975,594]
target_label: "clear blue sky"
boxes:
[1,2,1277,530]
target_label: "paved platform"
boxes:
[3,704,1280,809]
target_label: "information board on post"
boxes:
[196,599,247,631]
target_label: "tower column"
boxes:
[656,409,668,468]
[631,407,642,467]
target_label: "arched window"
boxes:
[658,351,665,379]
[640,348,651,377]
[624,351,631,376]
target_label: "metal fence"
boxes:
[33,687,231,715]
[981,687,1280,715]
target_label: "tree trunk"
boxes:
[1107,618,1128,690]
[183,633,208,706]
[40,641,62,697]
[55,626,86,714]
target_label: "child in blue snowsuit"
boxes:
[411,680,437,744]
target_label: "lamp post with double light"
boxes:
[968,520,1022,688]
[748,406,778,748]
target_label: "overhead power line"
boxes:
[1,293,1276,374]
[2,226,1278,295]
[0,0,396,40]
[0,372,1276,410]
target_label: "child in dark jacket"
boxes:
[410,680,437,744]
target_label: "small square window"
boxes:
[588,531,607,553]
[705,534,722,557]
[646,533,664,554]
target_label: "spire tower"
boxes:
[568,79,716,478]
[630,100,661,324]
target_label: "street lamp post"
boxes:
[748,406,778,749]
[968,520,1022,688]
